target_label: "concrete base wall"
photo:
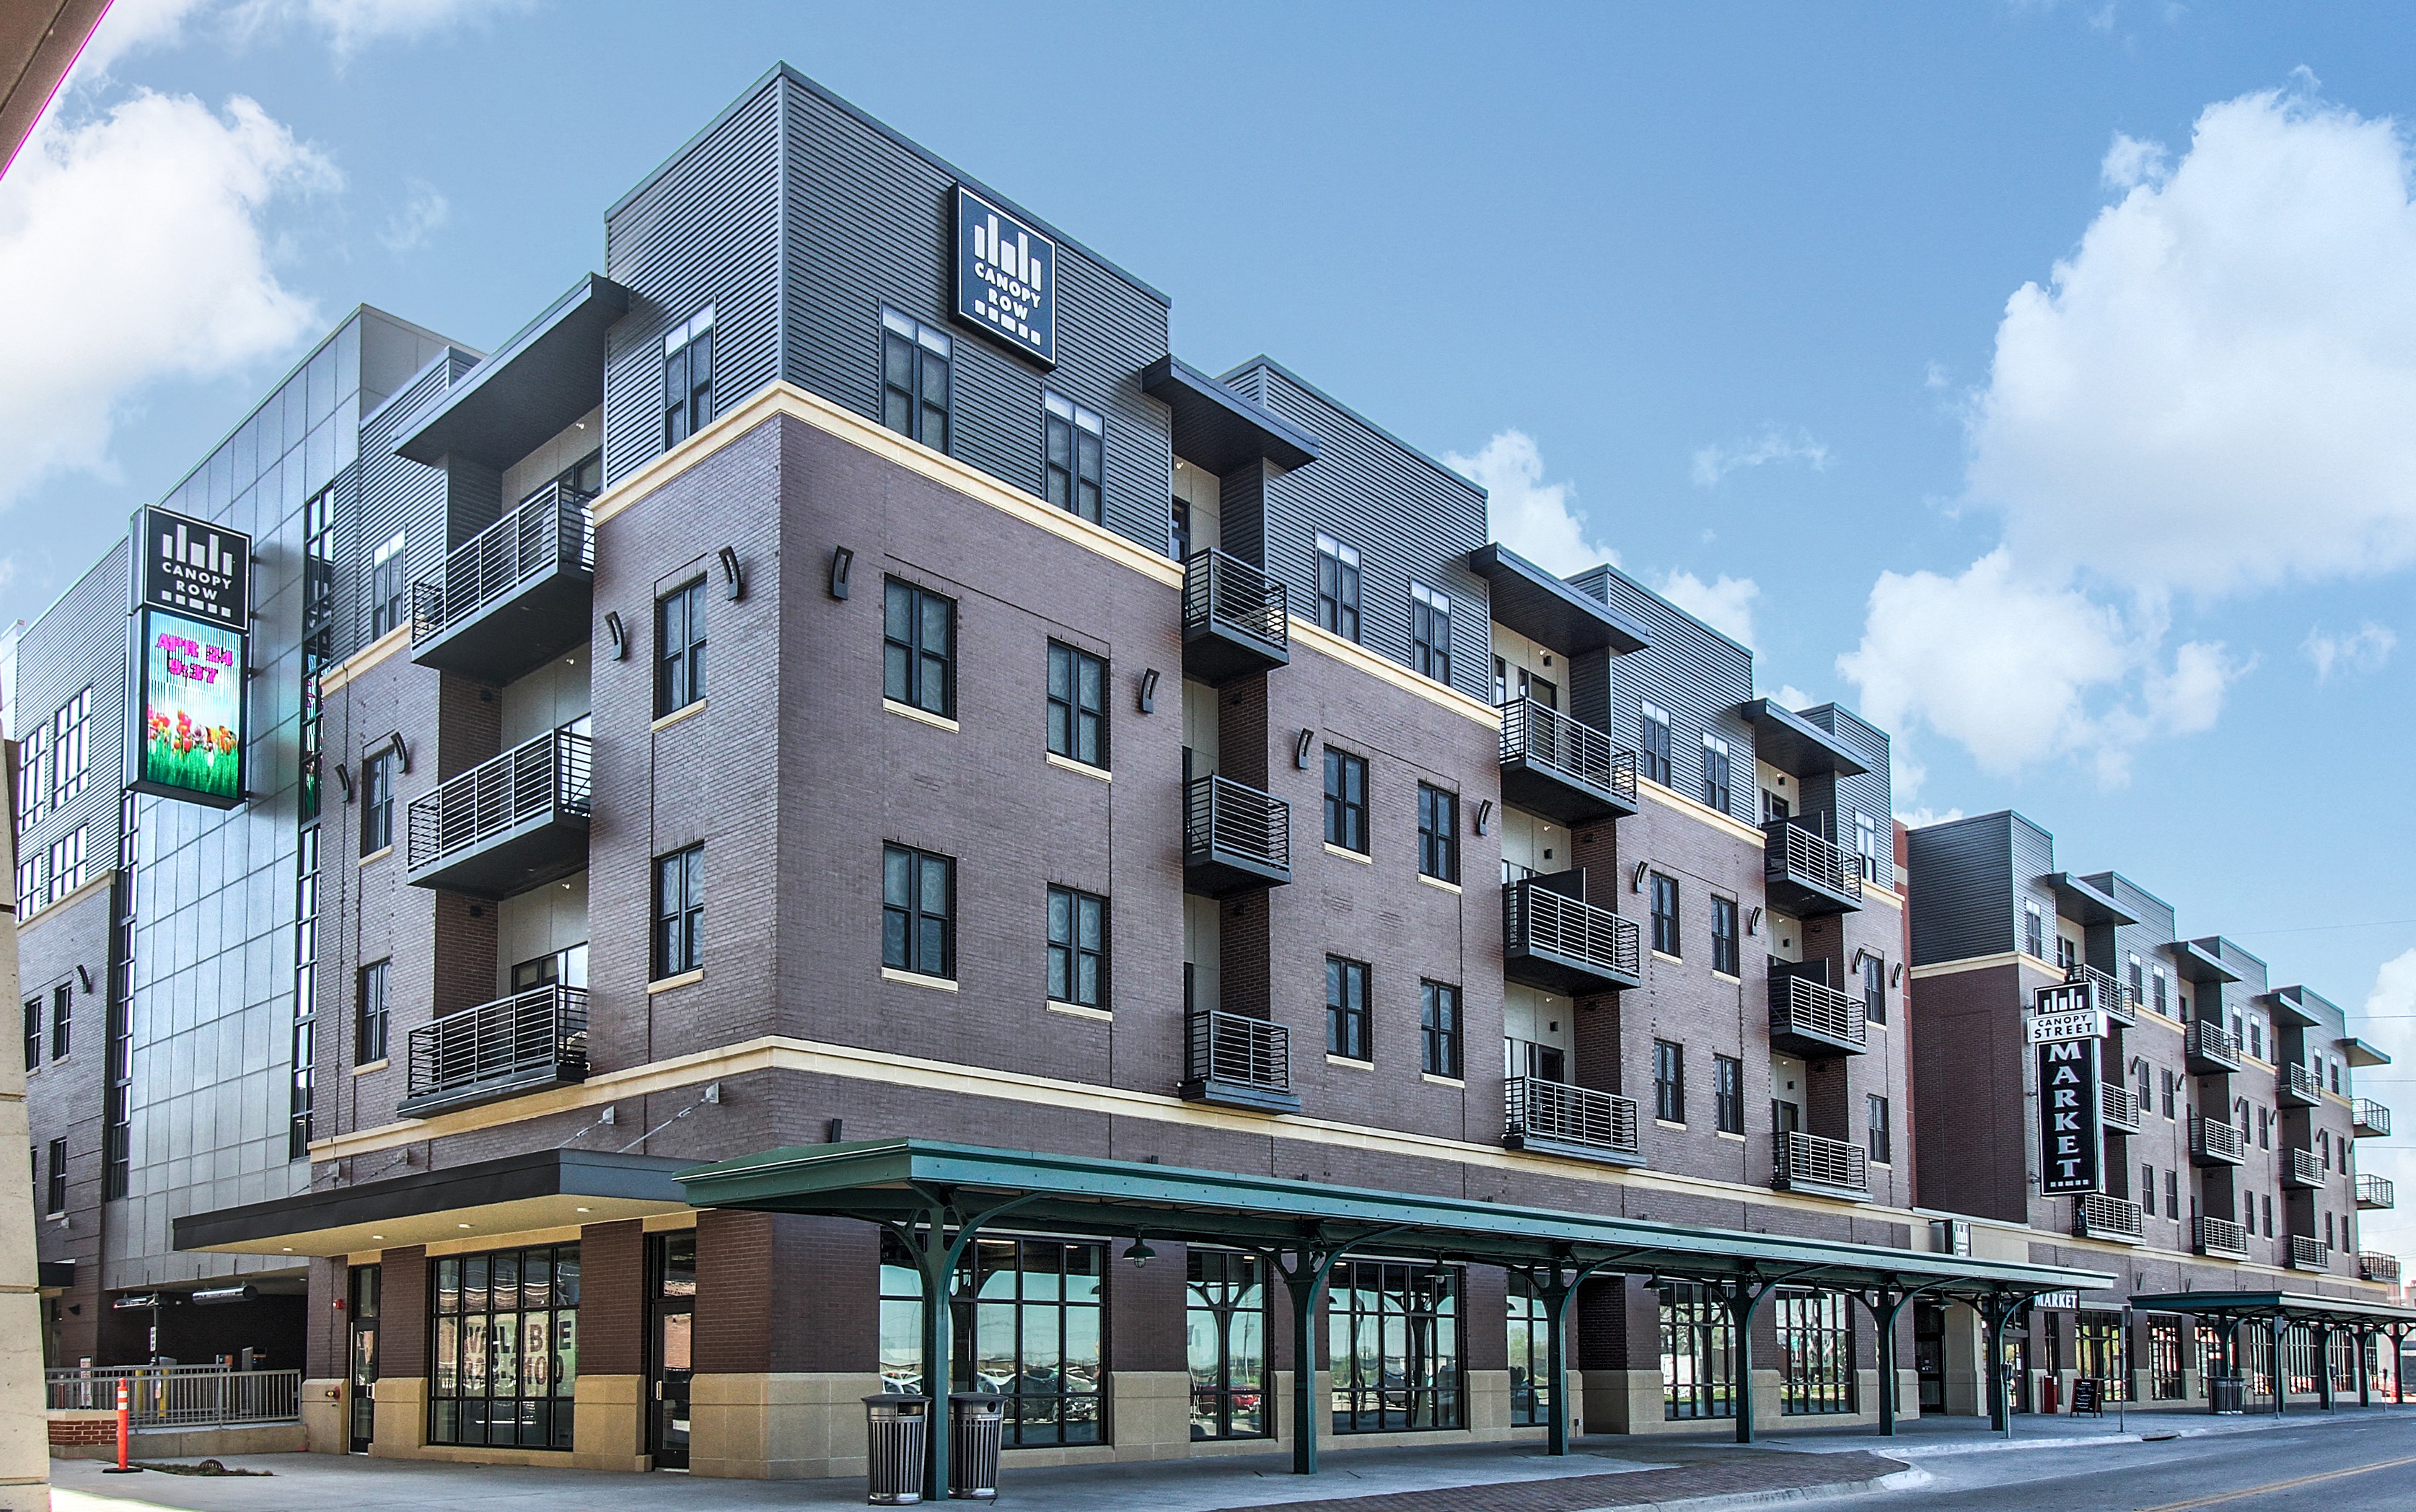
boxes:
[48,1420,306,1461]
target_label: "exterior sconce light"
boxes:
[1891,962,1904,987]
[828,545,854,600]
[1138,668,1159,713]
[1631,861,1649,892]
[605,610,628,659]
[333,762,354,802]
[79,965,96,993]
[717,545,745,600]
[1293,729,1315,768]
[383,731,411,774]
[1473,799,1493,836]
[1747,906,1764,936]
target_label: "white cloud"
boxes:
[1896,805,1966,830]
[242,0,518,60]
[1690,425,1832,488]
[73,0,517,83]
[1773,683,1817,711]
[1444,430,1616,574]
[379,177,449,253]
[1658,571,1759,649]
[0,91,334,504]
[2100,130,2171,190]
[2302,621,2396,682]
[2355,948,2416,1262]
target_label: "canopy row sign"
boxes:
[127,506,252,810]
[2034,983,2106,1197]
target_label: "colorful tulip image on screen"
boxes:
[142,610,245,801]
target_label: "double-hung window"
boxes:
[1715,1054,1744,1135]
[1638,700,1673,786]
[655,578,707,716]
[1047,642,1107,767]
[1853,812,1881,879]
[1710,896,1739,977]
[1314,533,1361,641]
[1700,734,1732,812]
[1043,393,1104,522]
[13,724,45,828]
[1868,1095,1891,1164]
[21,998,40,1072]
[653,844,705,980]
[51,984,70,1060]
[2021,902,2044,960]
[1409,584,1451,682]
[45,827,84,902]
[1046,886,1107,1010]
[356,959,390,1064]
[1420,980,1462,1079]
[45,1139,66,1214]
[14,857,40,921]
[369,532,408,638]
[884,579,956,719]
[663,307,715,444]
[359,749,396,856]
[1323,748,1368,854]
[1654,1039,1685,1124]
[1862,954,1886,1024]
[881,308,951,451]
[1650,872,1680,957]
[1326,956,1369,1061]
[882,844,954,980]
[1416,783,1458,884]
[51,690,89,803]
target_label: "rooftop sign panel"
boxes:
[955,185,1055,366]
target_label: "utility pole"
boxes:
[2,732,53,1508]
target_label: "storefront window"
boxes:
[430,1243,578,1449]
[877,1233,1105,1447]
[1777,1290,1854,1415]
[1329,1260,1461,1433]
[1661,1281,1734,1419]
[1507,1273,1551,1426]
[1185,1250,1268,1439]
[2149,1317,2185,1400]
[2075,1311,2128,1402]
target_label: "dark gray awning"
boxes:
[2043,872,2137,928]
[1741,699,1869,778]
[1142,355,1320,474]
[2129,1291,2416,1329]
[395,273,630,468]
[2169,939,2243,985]
[1469,543,1649,656]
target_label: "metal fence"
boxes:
[1767,975,1867,1052]
[1183,775,1291,875]
[1498,698,1637,806]
[2195,1215,2249,1258]
[406,722,593,871]
[406,985,589,1104]
[1504,1077,1639,1160]
[1762,819,1864,903]
[1182,550,1288,651]
[410,483,594,644]
[1185,1008,1290,1095]
[2075,1192,2143,1242]
[1775,1130,1868,1195]
[1504,881,1640,981]
[45,1366,301,1426]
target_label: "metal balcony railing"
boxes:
[1503,879,1641,991]
[2353,1098,2391,1138]
[2195,1215,2249,1259]
[2064,962,2139,1026]
[405,723,593,876]
[2288,1234,2332,1272]
[401,985,588,1117]
[2186,1019,2241,1073]
[2280,1061,2323,1105]
[1762,819,1863,913]
[2100,1084,2143,1133]
[2358,1252,2402,1285]
[1182,775,1292,893]
[410,483,594,646]
[1503,1078,1641,1164]
[1767,975,1868,1057]
[1182,1008,1295,1112]
[1180,549,1288,681]
[46,1366,301,1426]
[2190,1115,2244,1165]
[2075,1192,2144,1244]
[2285,1147,2327,1189]
[2356,1172,2395,1210]
[1497,697,1638,822]
[1774,1130,1869,1197]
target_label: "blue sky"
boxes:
[4,1,2413,1243]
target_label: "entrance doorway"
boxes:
[1913,1299,1946,1412]
[648,1232,695,1469]
[346,1265,380,1453]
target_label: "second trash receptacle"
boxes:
[948,1392,1004,1501]
[864,1394,930,1505]
[2210,1375,2245,1414]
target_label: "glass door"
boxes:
[648,1233,695,1469]
[347,1265,380,1452]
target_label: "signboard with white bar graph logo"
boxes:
[138,505,251,632]
[954,185,1055,366]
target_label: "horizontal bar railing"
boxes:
[2100,1084,2142,1132]
[2195,1215,2249,1257]
[2358,1252,2402,1284]
[2281,1062,2323,1102]
[405,985,588,1104]
[2187,1019,2241,1071]
[1182,549,1287,651]
[2064,962,2139,1022]
[1185,1007,1290,1094]
[2289,1234,2332,1270]
[1762,819,1863,903]
[2075,1192,2143,1242]
[410,483,594,644]
[1505,881,1640,982]
[2191,1115,2243,1163]
[2285,1146,2327,1187]
[1504,1078,1640,1160]
[1767,975,1868,1050]
[1775,1130,1868,1194]
[1182,775,1291,876]
[2356,1172,2395,1208]
[45,1366,302,1426]
[406,723,592,871]
[1498,698,1637,807]
[2352,1098,2391,1136]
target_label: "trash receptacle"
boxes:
[947,1393,1005,1502]
[2210,1375,2245,1415]
[864,1394,930,1505]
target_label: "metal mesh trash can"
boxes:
[947,1393,1005,1502]
[864,1394,930,1505]
[2210,1376,2245,1415]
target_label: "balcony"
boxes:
[2288,1234,2332,1273]
[2356,1172,2395,1210]
[398,985,588,1118]
[1773,1130,1871,1202]
[2284,1147,2327,1189]
[1502,879,1642,994]
[1182,775,1291,896]
[2195,1215,2250,1260]
[405,724,592,899]
[2100,1084,2143,1134]
[2353,1099,2391,1138]
[1181,1008,1298,1115]
[1767,975,1868,1058]
[1762,819,1863,918]
[2075,1192,2144,1244]
[2280,1061,2322,1107]
[2185,1019,2241,1075]
[2358,1252,2402,1285]
[1497,698,1638,826]
[1503,1078,1643,1166]
[2189,1115,2244,1166]
[409,483,595,685]
[2065,963,2138,1028]
[1180,550,1288,684]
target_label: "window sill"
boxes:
[1711,970,1741,984]
[1420,1072,1465,1089]
[1651,950,1683,965]
[652,700,706,734]
[1045,752,1110,782]
[884,699,959,733]
[357,846,393,869]
[1323,843,1372,865]
[1326,1053,1373,1070]
[1716,1130,1747,1143]
[353,1059,390,1077]
[1654,1117,1687,1132]
[1046,999,1112,1021]
[1417,874,1462,895]
[648,969,705,995]
[882,967,958,993]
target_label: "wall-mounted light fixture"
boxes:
[1747,906,1764,936]
[333,762,355,803]
[1891,961,1903,988]
[77,965,95,994]
[825,1117,845,1143]
[717,545,745,601]
[1473,799,1494,836]
[828,545,854,600]
[1138,668,1160,714]
[382,731,412,775]
[1294,729,1315,768]
[1852,947,1871,972]
[1631,861,1650,893]
[605,610,628,660]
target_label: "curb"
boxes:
[1568,1465,1931,1512]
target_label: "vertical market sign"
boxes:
[128,506,252,809]
[2031,983,2107,1196]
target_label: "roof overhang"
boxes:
[1142,355,1320,474]
[1740,700,1869,779]
[2128,1291,2416,1328]
[172,1149,694,1258]
[679,1138,2112,1298]
[395,273,631,468]
[1468,543,1649,657]
[2167,939,2241,985]
[2343,1037,2394,1069]
[2267,985,2324,1028]
[2042,872,2138,928]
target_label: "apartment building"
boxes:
[1907,811,2400,1413]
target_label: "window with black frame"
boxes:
[1715,1053,1744,1135]
[359,748,395,856]
[884,579,956,719]
[1868,1094,1890,1164]
[1863,953,1886,1023]
[1186,1249,1268,1439]
[1700,733,1732,812]
[1650,873,1679,957]
[1315,533,1361,641]
[1047,642,1107,767]
[1323,748,1368,854]
[429,1244,579,1449]
[652,845,703,980]
[1046,885,1107,1010]
[369,532,407,638]
[1327,956,1370,1062]
[1042,393,1103,522]
[1409,583,1451,682]
[1661,1281,1734,1419]
[883,844,954,980]
[662,308,714,445]
[1329,1260,1460,1433]
[356,959,389,1064]
[877,1233,1104,1447]
[1420,980,1461,1079]
[655,578,707,717]
[2149,1318,2186,1400]
[1638,700,1673,786]
[1507,1272,1551,1426]
[1654,1039,1684,1123]
[881,308,952,451]
[1416,783,1457,883]
[1710,895,1739,976]
[45,1139,65,1214]
[2075,1311,2129,1402]
[1778,1291,1854,1415]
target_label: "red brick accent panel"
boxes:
[576,1221,646,1376]
[381,1247,428,1381]
[50,1415,118,1446]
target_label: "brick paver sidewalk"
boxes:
[1221,1449,1908,1512]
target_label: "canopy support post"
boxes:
[1848,1278,1939,1438]
[2358,1327,2371,1409]
[2270,1315,2288,1418]
[1713,1267,1813,1445]
[1272,1224,1411,1476]
[1979,1290,2026,1438]
[891,1187,1035,1503]
[1534,1254,1627,1456]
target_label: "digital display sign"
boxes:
[131,607,246,808]
[954,185,1055,366]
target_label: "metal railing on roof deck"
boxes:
[2195,1214,2249,1258]
[410,482,594,644]
[1498,698,1637,805]
[1505,881,1640,982]
[405,985,588,1107]
[1775,1130,1868,1195]
[2358,1252,2402,1285]
[1182,549,1287,650]
[1763,819,1863,902]
[45,1366,300,1426]
[406,722,592,873]
[1504,1078,1640,1161]
[2289,1234,2332,1271]
[1185,1008,1290,1096]
[2075,1192,2143,1243]
[2352,1098,2391,1137]
[2356,1172,2395,1209]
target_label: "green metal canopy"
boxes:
[2128,1290,2416,1416]
[678,1139,2113,1493]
